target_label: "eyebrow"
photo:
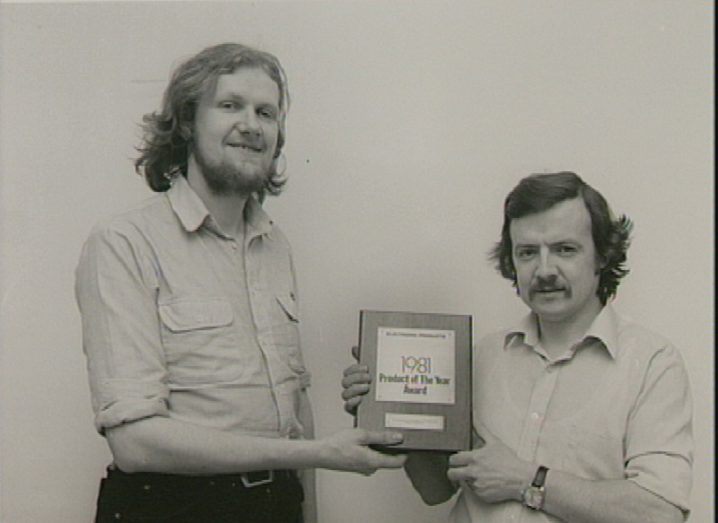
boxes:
[216,91,279,108]
[513,240,582,249]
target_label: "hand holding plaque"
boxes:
[354,310,472,452]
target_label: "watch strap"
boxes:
[531,465,548,488]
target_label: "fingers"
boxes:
[363,430,404,447]
[343,395,362,414]
[446,467,470,483]
[341,370,371,389]
[448,450,474,467]
[341,366,371,406]
[342,363,369,379]
[372,451,407,469]
[341,382,370,400]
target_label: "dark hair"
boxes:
[489,172,633,305]
[134,43,290,197]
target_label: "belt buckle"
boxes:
[240,470,274,488]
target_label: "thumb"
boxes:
[365,430,404,446]
[351,345,361,361]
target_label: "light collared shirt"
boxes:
[450,304,693,523]
[76,175,310,441]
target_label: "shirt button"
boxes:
[531,412,541,421]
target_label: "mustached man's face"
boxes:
[510,197,603,328]
[190,66,280,196]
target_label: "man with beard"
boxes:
[75,43,405,523]
[342,172,693,522]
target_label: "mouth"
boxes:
[530,287,567,299]
[227,142,264,153]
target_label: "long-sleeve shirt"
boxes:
[450,304,693,522]
[75,175,310,441]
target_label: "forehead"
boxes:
[204,66,280,106]
[510,197,593,244]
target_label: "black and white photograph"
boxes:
[0,1,712,522]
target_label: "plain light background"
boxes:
[0,1,713,522]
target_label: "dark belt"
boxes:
[107,466,296,490]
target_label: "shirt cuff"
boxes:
[93,379,170,433]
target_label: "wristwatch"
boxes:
[521,465,548,510]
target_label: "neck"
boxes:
[537,300,603,357]
[186,164,249,238]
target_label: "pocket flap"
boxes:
[159,299,234,332]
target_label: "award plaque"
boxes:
[355,310,472,451]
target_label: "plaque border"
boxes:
[355,310,472,452]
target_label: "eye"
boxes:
[258,107,278,120]
[219,101,238,110]
[514,247,537,261]
[555,244,578,256]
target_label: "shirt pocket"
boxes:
[272,293,306,377]
[158,298,240,386]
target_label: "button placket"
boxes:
[517,366,559,461]
[245,237,286,431]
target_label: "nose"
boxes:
[236,107,261,136]
[535,248,558,278]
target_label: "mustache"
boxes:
[529,277,568,295]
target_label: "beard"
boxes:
[193,144,271,197]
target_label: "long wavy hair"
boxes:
[134,43,290,198]
[489,172,633,305]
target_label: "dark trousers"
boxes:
[95,467,304,523]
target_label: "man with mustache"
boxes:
[75,43,405,523]
[342,172,693,522]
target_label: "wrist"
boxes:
[521,465,549,510]
[308,438,332,469]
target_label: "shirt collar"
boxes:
[166,175,210,232]
[244,195,275,240]
[166,175,274,239]
[504,303,620,359]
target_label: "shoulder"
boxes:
[616,314,681,359]
[614,313,689,378]
[86,194,170,244]
[79,194,173,266]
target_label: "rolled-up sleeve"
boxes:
[624,344,693,514]
[75,223,170,433]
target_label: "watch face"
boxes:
[522,486,545,510]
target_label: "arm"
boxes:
[79,227,405,477]
[107,416,405,475]
[543,471,683,523]
[447,421,683,523]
